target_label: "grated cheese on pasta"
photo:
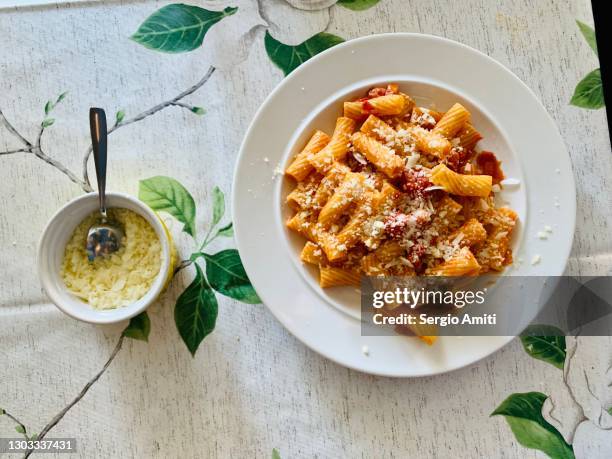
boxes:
[284,83,518,293]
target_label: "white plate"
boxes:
[232,33,575,377]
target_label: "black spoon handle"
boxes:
[89,108,108,216]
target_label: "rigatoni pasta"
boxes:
[430,163,492,197]
[432,103,470,138]
[309,117,356,173]
[343,91,411,120]
[351,132,404,178]
[285,130,330,181]
[284,84,518,344]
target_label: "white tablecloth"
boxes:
[1,1,610,457]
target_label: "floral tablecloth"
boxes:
[0,1,610,458]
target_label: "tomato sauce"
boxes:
[476,151,504,184]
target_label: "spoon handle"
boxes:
[89,108,108,217]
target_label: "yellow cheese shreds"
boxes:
[60,208,162,310]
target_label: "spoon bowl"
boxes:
[86,217,124,261]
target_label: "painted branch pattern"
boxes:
[1,409,29,439]
[81,66,216,189]
[22,336,125,458]
[0,67,216,193]
[0,109,89,190]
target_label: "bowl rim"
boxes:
[37,191,172,324]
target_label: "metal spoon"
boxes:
[86,108,124,261]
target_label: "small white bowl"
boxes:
[38,192,174,324]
